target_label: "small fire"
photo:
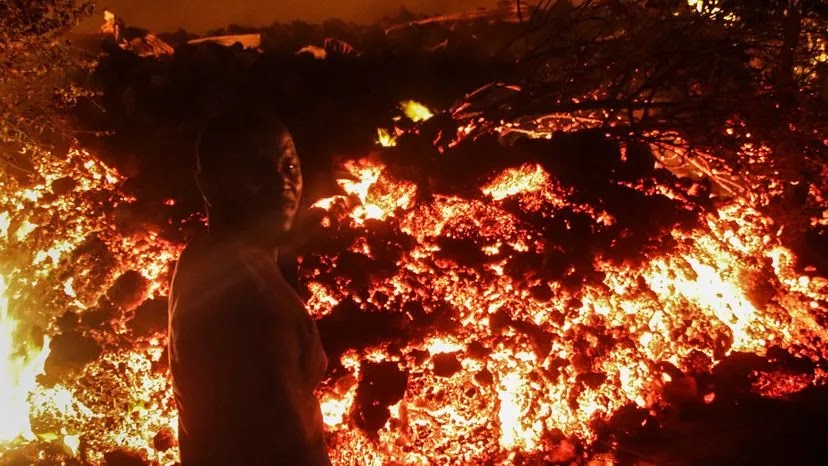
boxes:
[400,100,434,122]
[377,128,397,147]
[62,429,81,456]
[482,163,548,201]
[313,159,417,224]
[377,100,433,146]
[496,354,540,451]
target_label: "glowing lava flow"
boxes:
[0,275,50,443]
[0,148,181,464]
[307,158,828,465]
[0,101,825,465]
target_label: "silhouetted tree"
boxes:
[703,0,828,97]
[451,0,826,248]
[0,0,94,158]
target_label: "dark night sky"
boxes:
[77,1,498,33]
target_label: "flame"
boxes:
[377,128,397,147]
[319,355,360,428]
[62,428,81,456]
[313,159,417,224]
[496,357,540,451]
[0,212,9,238]
[15,220,38,242]
[481,163,548,201]
[0,275,51,443]
[400,100,434,122]
[377,100,432,147]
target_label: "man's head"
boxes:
[195,110,302,246]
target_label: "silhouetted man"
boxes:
[168,110,330,465]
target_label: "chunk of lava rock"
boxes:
[431,352,462,377]
[128,297,168,336]
[548,439,577,463]
[107,270,149,311]
[152,427,176,452]
[50,176,77,196]
[664,375,699,405]
[40,331,102,387]
[353,360,408,433]
[103,449,148,466]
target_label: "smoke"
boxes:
[76,0,498,33]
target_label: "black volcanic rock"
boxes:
[50,176,77,196]
[353,360,408,433]
[152,427,176,452]
[431,352,463,377]
[128,297,168,336]
[103,449,148,466]
[41,331,103,387]
[106,271,149,311]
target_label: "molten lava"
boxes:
[305,157,827,464]
[0,101,825,465]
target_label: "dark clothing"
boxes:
[168,234,329,466]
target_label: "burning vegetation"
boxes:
[1,1,828,465]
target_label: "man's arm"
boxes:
[303,316,328,390]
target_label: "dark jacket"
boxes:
[168,234,329,465]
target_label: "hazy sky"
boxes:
[77,1,497,33]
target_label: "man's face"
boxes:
[201,128,303,244]
[273,131,303,231]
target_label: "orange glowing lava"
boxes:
[0,109,825,466]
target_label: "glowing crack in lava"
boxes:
[0,105,825,465]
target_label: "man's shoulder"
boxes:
[171,234,255,302]
[173,234,284,295]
